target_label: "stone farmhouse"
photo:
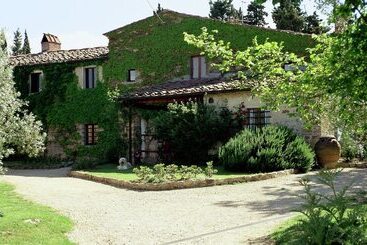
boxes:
[9,10,323,164]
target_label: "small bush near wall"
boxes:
[340,131,366,161]
[219,125,314,173]
[152,101,238,165]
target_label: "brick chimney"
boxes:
[41,33,61,52]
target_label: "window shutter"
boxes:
[200,57,207,78]
[192,57,199,79]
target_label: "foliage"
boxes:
[21,30,31,54]
[219,125,314,173]
[151,101,235,164]
[104,11,314,88]
[13,58,125,163]
[132,162,218,183]
[184,3,367,137]
[204,161,217,178]
[303,11,330,34]
[155,3,164,14]
[48,82,126,161]
[81,164,249,182]
[273,169,367,244]
[340,132,366,161]
[0,33,45,172]
[272,0,305,32]
[209,0,237,21]
[0,31,7,53]
[4,156,70,170]
[11,28,22,56]
[243,1,268,27]
[0,182,73,244]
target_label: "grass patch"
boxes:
[80,164,249,182]
[0,182,74,245]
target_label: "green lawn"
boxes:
[80,164,249,181]
[0,182,74,245]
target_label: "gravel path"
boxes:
[2,168,367,245]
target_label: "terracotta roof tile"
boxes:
[121,78,253,100]
[9,46,109,67]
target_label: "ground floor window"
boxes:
[242,108,271,129]
[85,124,98,145]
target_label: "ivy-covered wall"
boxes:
[104,11,314,88]
[13,60,126,162]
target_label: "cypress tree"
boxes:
[11,28,22,56]
[243,1,268,26]
[272,0,305,32]
[209,0,236,21]
[22,30,31,54]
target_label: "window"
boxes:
[84,67,96,89]
[30,72,42,93]
[85,124,98,145]
[128,69,137,82]
[191,56,207,79]
[242,108,271,129]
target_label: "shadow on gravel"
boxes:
[4,167,71,178]
[213,169,367,217]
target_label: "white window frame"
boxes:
[128,69,137,82]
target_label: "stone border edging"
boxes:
[68,169,295,191]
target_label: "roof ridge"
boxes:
[10,46,108,59]
[104,9,311,37]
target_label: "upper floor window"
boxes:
[128,69,137,82]
[30,72,42,94]
[191,56,207,79]
[85,124,98,145]
[84,67,96,89]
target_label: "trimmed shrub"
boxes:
[219,125,314,173]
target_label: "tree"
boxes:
[209,0,236,21]
[243,1,268,26]
[303,12,329,34]
[22,30,31,54]
[235,7,244,21]
[0,31,7,53]
[155,3,164,14]
[272,0,305,32]
[0,32,45,173]
[11,28,22,56]
[184,0,367,139]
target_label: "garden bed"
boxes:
[69,165,295,191]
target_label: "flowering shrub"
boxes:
[133,162,218,183]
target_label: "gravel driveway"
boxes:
[2,168,367,245]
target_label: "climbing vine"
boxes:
[13,60,126,162]
[104,11,314,87]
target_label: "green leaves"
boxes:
[0,32,45,170]
[133,162,218,183]
[219,125,315,172]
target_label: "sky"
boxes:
[0,0,324,53]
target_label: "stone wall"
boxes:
[204,91,322,145]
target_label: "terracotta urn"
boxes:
[314,135,341,169]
